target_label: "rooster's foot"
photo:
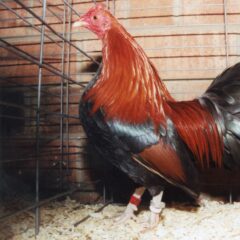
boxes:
[114,203,137,223]
[141,211,160,229]
[141,191,165,229]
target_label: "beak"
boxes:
[72,18,87,28]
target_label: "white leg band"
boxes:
[149,191,165,214]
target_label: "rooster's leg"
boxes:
[142,190,165,229]
[114,186,146,223]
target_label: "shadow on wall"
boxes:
[81,56,102,73]
[0,90,24,136]
[0,89,34,212]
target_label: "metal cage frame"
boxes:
[0,0,113,235]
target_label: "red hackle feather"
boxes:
[84,25,174,126]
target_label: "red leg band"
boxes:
[129,195,141,206]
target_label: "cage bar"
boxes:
[0,0,102,235]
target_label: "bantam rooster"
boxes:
[73,4,240,227]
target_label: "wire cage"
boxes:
[0,0,111,236]
[0,0,240,238]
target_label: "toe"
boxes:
[114,211,137,224]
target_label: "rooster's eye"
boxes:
[93,15,97,20]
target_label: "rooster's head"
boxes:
[73,4,115,39]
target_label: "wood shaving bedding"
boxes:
[1,197,240,240]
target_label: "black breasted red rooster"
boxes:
[73,4,240,227]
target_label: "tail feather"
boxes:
[206,63,240,91]
[203,62,240,169]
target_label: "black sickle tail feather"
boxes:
[202,62,240,169]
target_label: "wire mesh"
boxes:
[0,0,106,236]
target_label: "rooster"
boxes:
[73,4,240,227]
